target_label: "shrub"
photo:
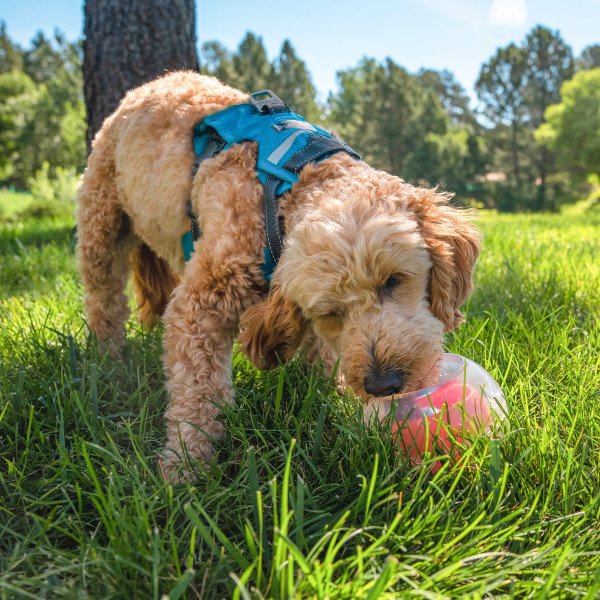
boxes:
[24,161,79,219]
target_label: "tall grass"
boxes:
[1,193,599,598]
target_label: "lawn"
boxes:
[1,189,599,599]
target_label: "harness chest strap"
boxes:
[183,90,360,281]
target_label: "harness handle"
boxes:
[249,90,290,115]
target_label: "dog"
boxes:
[76,71,481,480]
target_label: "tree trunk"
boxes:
[535,86,549,210]
[510,119,521,190]
[83,0,199,151]
[537,151,547,211]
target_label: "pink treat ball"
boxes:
[385,354,506,471]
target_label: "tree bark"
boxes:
[83,0,199,151]
[510,119,521,190]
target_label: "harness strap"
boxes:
[263,175,285,267]
[186,200,201,242]
[262,134,362,269]
[193,130,226,172]
[184,130,225,261]
[285,134,361,172]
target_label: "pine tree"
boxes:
[0,21,23,73]
[524,26,573,209]
[230,32,274,93]
[577,44,600,71]
[476,43,530,194]
[273,40,320,121]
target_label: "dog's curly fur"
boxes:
[77,71,481,479]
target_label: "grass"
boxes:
[0,189,32,221]
[1,189,599,598]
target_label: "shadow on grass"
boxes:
[0,217,77,298]
[0,218,76,253]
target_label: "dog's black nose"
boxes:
[364,368,408,397]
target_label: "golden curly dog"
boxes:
[77,71,481,480]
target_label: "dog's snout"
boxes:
[363,368,408,397]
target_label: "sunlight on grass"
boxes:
[0,189,32,219]
[1,208,599,598]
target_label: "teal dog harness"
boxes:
[183,90,360,281]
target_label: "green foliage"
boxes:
[0,188,32,221]
[576,44,600,71]
[524,26,574,129]
[329,57,447,184]
[0,21,22,72]
[424,126,487,198]
[0,25,85,189]
[536,68,600,182]
[476,43,530,193]
[199,39,238,84]
[273,40,320,122]
[328,59,488,199]
[0,21,596,213]
[26,161,79,219]
[231,32,276,93]
[523,26,574,211]
[0,70,36,181]
[1,208,599,597]
[200,34,320,121]
[476,27,576,211]
[417,68,476,126]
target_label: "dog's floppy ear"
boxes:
[409,189,481,332]
[239,286,307,369]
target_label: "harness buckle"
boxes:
[194,131,226,167]
[249,90,290,115]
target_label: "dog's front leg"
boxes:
[160,249,263,481]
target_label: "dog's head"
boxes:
[239,160,480,407]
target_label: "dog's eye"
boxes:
[324,308,345,319]
[380,274,401,297]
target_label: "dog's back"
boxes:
[77,72,247,342]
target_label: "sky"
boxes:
[1,0,598,103]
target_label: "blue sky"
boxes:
[2,0,598,102]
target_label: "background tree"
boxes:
[523,26,573,209]
[577,44,600,71]
[0,30,84,187]
[1,19,596,212]
[414,68,487,198]
[200,36,320,119]
[417,68,475,126]
[24,31,71,84]
[230,32,275,93]
[0,71,34,181]
[535,68,600,183]
[272,40,320,121]
[198,40,237,84]
[328,57,490,198]
[476,43,530,203]
[0,21,23,73]
[405,87,449,181]
[83,0,199,150]
[329,57,446,180]
[422,127,488,200]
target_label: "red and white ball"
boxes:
[374,353,507,470]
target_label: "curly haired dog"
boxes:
[77,71,481,479]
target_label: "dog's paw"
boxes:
[158,456,196,483]
[95,336,126,361]
[158,446,212,483]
